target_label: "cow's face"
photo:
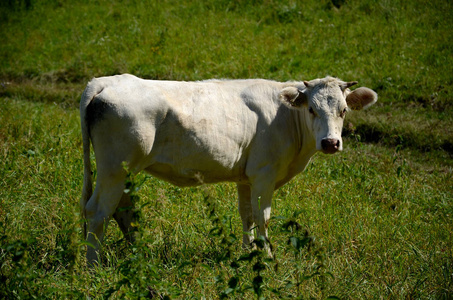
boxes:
[280,77,378,154]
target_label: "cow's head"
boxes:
[280,77,377,154]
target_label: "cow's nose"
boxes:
[321,138,340,154]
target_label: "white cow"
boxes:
[80,74,377,263]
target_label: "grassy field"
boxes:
[1,0,452,298]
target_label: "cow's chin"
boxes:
[321,148,341,154]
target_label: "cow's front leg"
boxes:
[250,181,275,257]
[237,183,254,248]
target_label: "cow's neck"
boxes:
[276,109,317,185]
[291,108,316,154]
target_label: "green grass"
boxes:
[1,97,451,298]
[1,0,452,298]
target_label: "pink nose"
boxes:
[321,138,340,154]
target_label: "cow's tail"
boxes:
[79,78,104,238]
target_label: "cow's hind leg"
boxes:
[113,191,136,243]
[84,168,126,265]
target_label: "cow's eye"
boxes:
[309,107,315,115]
[341,108,347,117]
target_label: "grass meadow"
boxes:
[1,0,452,298]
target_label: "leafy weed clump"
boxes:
[201,187,339,299]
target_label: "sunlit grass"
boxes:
[1,0,452,154]
[1,95,451,298]
[1,0,452,298]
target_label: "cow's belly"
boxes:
[144,134,249,186]
[144,160,247,187]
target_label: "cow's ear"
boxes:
[346,87,378,110]
[280,87,308,108]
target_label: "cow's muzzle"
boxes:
[321,138,340,154]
